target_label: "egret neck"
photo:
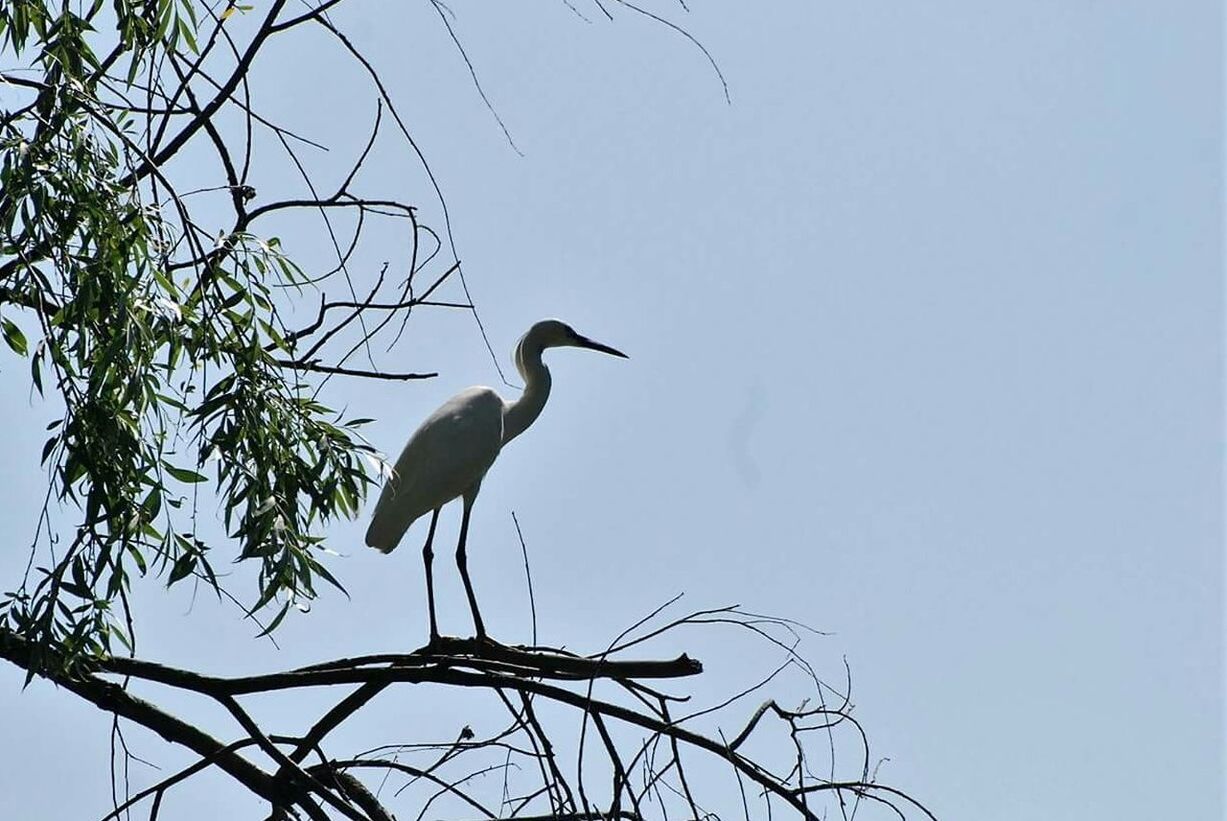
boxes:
[503,333,552,445]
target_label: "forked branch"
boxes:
[0,603,934,821]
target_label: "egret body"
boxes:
[365,319,627,642]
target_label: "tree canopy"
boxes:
[0,4,935,820]
[0,0,437,672]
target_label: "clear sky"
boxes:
[1,3,1222,820]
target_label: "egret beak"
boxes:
[574,335,628,359]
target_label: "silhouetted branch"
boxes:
[97,739,262,821]
[274,359,438,381]
[307,765,396,821]
[0,631,318,818]
[2,598,933,820]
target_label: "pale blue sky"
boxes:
[1,3,1222,820]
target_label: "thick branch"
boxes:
[40,639,812,819]
[0,631,279,808]
[295,640,703,680]
[306,766,394,821]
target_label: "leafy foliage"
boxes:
[0,1,381,674]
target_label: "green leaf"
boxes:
[141,485,162,518]
[256,601,291,637]
[311,560,348,598]
[40,436,58,465]
[127,544,148,575]
[163,463,208,484]
[2,318,28,356]
[177,16,197,54]
[167,552,196,584]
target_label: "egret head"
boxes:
[523,319,628,359]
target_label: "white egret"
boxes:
[365,319,627,643]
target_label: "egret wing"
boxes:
[365,387,504,553]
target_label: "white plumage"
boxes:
[365,319,627,642]
[366,387,503,554]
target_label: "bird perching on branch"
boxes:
[365,319,628,643]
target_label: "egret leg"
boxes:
[455,495,487,640]
[422,508,441,643]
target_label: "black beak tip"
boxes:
[576,334,629,359]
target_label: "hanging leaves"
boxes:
[0,0,384,675]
